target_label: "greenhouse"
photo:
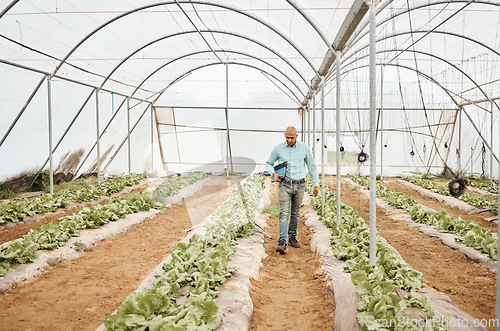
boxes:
[0,0,498,330]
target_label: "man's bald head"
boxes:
[284,126,298,146]
[285,126,297,135]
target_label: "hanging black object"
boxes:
[362,144,365,148]
[384,144,387,148]
[423,144,426,153]
[324,145,327,149]
[340,146,344,152]
[444,142,448,149]
[357,152,368,163]
[481,143,486,177]
[316,138,320,142]
[410,150,415,156]
[448,178,467,197]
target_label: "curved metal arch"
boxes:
[331,62,460,109]
[135,61,304,106]
[125,49,304,104]
[0,0,19,19]
[346,29,500,63]
[50,1,318,78]
[345,0,500,53]
[134,49,305,98]
[99,30,309,92]
[337,48,498,112]
[284,0,336,54]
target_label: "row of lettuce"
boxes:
[401,176,498,214]
[464,175,498,194]
[0,172,208,277]
[103,175,265,330]
[305,180,444,330]
[350,175,497,260]
[0,173,154,225]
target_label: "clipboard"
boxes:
[271,161,287,183]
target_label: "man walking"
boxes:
[266,126,319,254]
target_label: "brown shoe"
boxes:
[288,237,300,248]
[276,242,287,254]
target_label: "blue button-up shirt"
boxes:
[266,141,319,187]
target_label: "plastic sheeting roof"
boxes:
[0,0,499,180]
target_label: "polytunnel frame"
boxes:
[331,61,461,175]
[341,29,500,111]
[100,60,306,174]
[336,47,500,166]
[97,29,311,93]
[40,0,322,80]
[343,0,500,54]
[1,0,338,186]
[122,48,306,103]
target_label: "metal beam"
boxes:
[98,30,310,92]
[51,1,318,80]
[302,0,369,106]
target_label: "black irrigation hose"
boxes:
[448,177,468,197]
[357,151,369,164]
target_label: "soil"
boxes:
[0,175,242,331]
[249,181,336,331]
[332,177,496,330]
[0,174,495,330]
[0,178,166,245]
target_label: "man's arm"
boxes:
[305,146,320,196]
[266,146,277,173]
[266,146,281,181]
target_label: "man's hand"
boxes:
[273,172,282,182]
[313,186,319,197]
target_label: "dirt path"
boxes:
[0,175,242,331]
[249,181,335,331]
[383,179,496,232]
[332,177,496,329]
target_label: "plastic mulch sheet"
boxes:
[344,178,496,274]
[95,177,271,331]
[302,190,487,331]
[396,179,486,214]
[0,178,205,294]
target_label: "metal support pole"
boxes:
[491,101,494,184]
[307,107,311,147]
[380,65,384,180]
[47,77,54,195]
[369,0,377,266]
[95,89,101,184]
[458,107,462,175]
[321,76,326,208]
[225,63,231,177]
[127,97,131,175]
[151,105,154,173]
[301,108,304,142]
[497,160,500,331]
[313,95,316,160]
[336,51,341,226]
